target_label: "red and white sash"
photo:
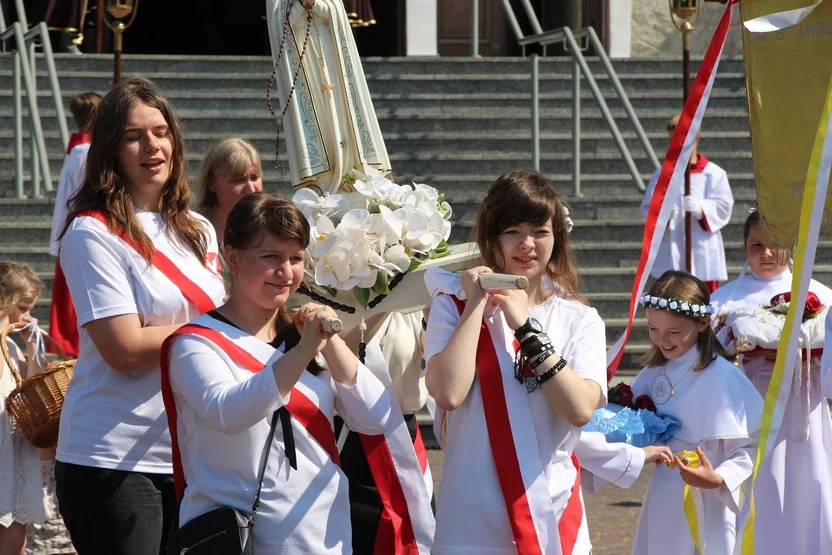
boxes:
[160,315,342,499]
[449,297,583,555]
[355,339,435,555]
[78,210,222,314]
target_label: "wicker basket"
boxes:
[2,323,75,448]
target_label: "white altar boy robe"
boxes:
[629,348,762,555]
[641,155,733,282]
[713,270,832,555]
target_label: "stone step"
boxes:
[13,68,748,97]
[0,129,752,161]
[0,245,53,271]
[3,88,751,113]
[4,172,760,204]
[3,106,752,136]
[0,148,755,184]
[0,53,746,77]
[448,216,761,245]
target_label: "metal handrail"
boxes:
[482,1,660,195]
[24,23,70,146]
[0,0,70,197]
[0,22,53,197]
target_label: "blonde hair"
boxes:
[636,270,734,371]
[0,261,42,316]
[196,138,263,210]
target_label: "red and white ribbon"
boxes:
[606,0,738,380]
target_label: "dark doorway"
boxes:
[122,0,270,55]
[353,0,406,57]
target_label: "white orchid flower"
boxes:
[377,205,435,252]
[292,188,326,221]
[340,209,373,231]
[409,211,448,251]
[314,241,353,289]
[343,191,370,211]
[370,244,411,277]
[353,178,378,197]
[292,188,350,222]
[315,230,376,290]
[438,200,452,220]
[412,183,440,203]
[353,163,384,182]
[309,215,337,257]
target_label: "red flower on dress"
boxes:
[769,291,823,316]
[608,382,634,407]
[634,394,658,413]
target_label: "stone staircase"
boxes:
[2,53,828,372]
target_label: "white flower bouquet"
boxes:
[292,167,455,309]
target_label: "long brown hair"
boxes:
[60,77,207,264]
[637,270,734,371]
[223,192,322,374]
[473,170,586,304]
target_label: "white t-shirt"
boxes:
[424,291,607,554]
[49,144,89,257]
[57,210,227,473]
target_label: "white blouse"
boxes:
[168,316,392,554]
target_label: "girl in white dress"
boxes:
[0,262,46,555]
[630,270,763,555]
[163,192,392,554]
[713,210,832,555]
[424,170,607,555]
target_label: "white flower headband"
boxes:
[639,295,715,317]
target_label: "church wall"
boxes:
[407,0,439,55]
[630,0,744,58]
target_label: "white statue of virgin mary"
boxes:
[266,0,392,194]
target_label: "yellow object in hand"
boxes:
[669,450,700,469]
[670,449,703,553]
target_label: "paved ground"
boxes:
[427,450,651,555]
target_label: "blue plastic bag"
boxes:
[583,404,680,448]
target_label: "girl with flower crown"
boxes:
[423,170,606,555]
[630,270,762,555]
[714,210,832,555]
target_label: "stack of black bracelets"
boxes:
[514,331,568,393]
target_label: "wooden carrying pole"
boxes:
[682,21,693,272]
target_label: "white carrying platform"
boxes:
[288,242,481,327]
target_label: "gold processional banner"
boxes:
[741,0,832,256]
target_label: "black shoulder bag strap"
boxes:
[249,409,282,525]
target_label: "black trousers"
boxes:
[336,414,434,555]
[55,461,177,555]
